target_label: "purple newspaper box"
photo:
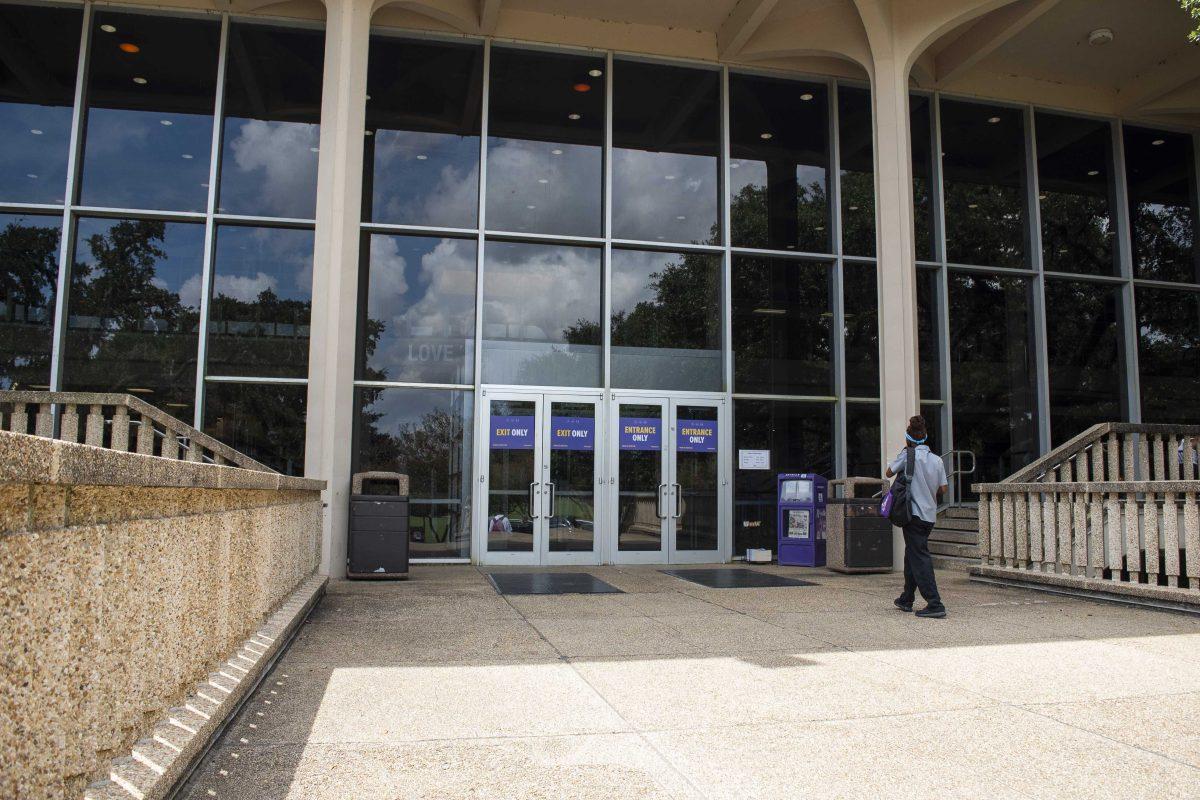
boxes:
[777,473,828,567]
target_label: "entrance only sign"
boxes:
[677,419,717,452]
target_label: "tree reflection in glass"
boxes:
[206,226,314,379]
[354,387,473,558]
[1044,279,1124,445]
[729,73,827,253]
[203,381,306,474]
[916,267,941,400]
[947,272,1038,493]
[62,217,204,416]
[80,11,219,213]
[941,100,1027,269]
[0,214,60,389]
[731,256,832,396]
[0,4,81,205]
[839,86,876,257]
[481,241,601,387]
[911,94,935,262]
[843,261,879,397]
[1137,288,1200,424]
[219,24,324,220]
[610,249,722,391]
[1125,127,1198,284]
[846,402,881,477]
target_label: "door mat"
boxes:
[486,571,624,595]
[660,568,817,589]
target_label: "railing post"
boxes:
[1163,492,1180,588]
[85,405,104,447]
[35,403,53,438]
[1072,491,1087,577]
[1105,492,1122,580]
[160,431,179,460]
[990,493,1003,565]
[1185,493,1199,592]
[111,406,130,452]
[1087,492,1104,578]
[136,414,155,456]
[1015,493,1029,568]
[1167,435,1180,480]
[61,404,80,443]
[1042,486,1057,570]
[1144,494,1160,585]
[1106,434,1120,481]
[978,493,991,565]
[1124,493,1141,579]
[1029,491,1043,568]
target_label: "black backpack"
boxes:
[885,445,916,527]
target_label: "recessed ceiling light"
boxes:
[29,129,43,135]
[181,154,193,159]
[800,93,814,101]
[988,116,1001,124]
[568,113,581,120]
[1087,169,1100,176]
[588,69,603,78]
[1039,193,1048,200]
[310,147,319,153]
[730,162,739,168]
[26,173,37,179]
[675,215,686,220]
[100,24,117,33]
[133,77,147,85]
[364,130,374,136]
[573,83,591,93]
[753,308,787,315]
[201,183,209,188]
[527,204,536,209]
[416,154,427,159]
[664,175,676,180]
[1088,28,1114,46]
[365,94,371,100]
[119,42,140,54]
[1152,139,1165,146]
[551,148,563,155]
[537,178,549,184]
[760,132,773,140]
[848,205,858,211]
[968,203,979,209]
[160,119,172,126]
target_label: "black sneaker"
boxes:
[893,597,913,613]
[915,605,947,618]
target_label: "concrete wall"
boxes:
[0,431,324,800]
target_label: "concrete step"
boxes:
[942,505,979,520]
[935,516,980,533]
[932,554,978,572]
[929,540,978,559]
[930,528,977,545]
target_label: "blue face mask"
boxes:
[905,433,927,445]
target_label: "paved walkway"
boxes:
[181,565,1200,799]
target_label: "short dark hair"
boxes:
[907,415,927,440]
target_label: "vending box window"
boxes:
[777,473,827,566]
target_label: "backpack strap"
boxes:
[904,444,916,479]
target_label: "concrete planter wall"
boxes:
[0,430,325,799]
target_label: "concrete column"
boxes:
[871,53,921,569]
[306,0,371,578]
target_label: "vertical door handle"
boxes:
[528,481,539,518]
[656,482,667,519]
[546,481,556,518]
[673,483,682,518]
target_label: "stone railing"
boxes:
[0,390,274,472]
[0,425,325,799]
[975,423,1200,605]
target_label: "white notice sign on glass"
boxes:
[738,449,770,470]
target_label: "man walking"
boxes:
[885,415,949,618]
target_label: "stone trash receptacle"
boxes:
[827,478,892,574]
[349,471,410,578]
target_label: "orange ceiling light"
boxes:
[119,42,140,53]
[573,83,591,92]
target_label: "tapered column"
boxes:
[871,54,921,569]
[306,0,372,578]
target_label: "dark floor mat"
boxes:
[660,568,818,589]
[486,571,624,595]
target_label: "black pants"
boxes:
[899,518,943,608]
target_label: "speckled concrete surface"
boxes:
[180,566,1200,800]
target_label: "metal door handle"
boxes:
[656,482,667,519]
[546,482,556,518]
[673,483,682,518]
[528,481,539,518]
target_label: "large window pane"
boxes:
[916,268,942,400]
[614,60,719,245]
[948,272,1038,490]
[0,214,61,389]
[219,24,324,219]
[62,217,204,416]
[843,261,879,396]
[1125,127,1198,284]
[481,241,600,387]
[354,387,474,559]
[845,402,881,478]
[839,86,875,257]
[357,234,475,385]
[729,73,828,253]
[363,37,481,228]
[732,256,832,395]
[941,99,1027,268]
[0,4,81,205]
[1045,280,1125,445]
[910,94,935,262]
[733,399,833,556]
[1137,288,1200,425]
[610,249,721,391]
[203,381,306,475]
[1036,112,1117,276]
[206,226,314,378]
[80,11,219,212]
[485,48,603,237]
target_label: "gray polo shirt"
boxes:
[888,445,948,524]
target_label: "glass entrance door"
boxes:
[608,395,727,564]
[480,391,601,565]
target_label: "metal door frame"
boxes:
[666,396,730,564]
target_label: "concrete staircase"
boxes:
[931,505,979,571]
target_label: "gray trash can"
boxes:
[348,471,410,579]
[827,478,892,574]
